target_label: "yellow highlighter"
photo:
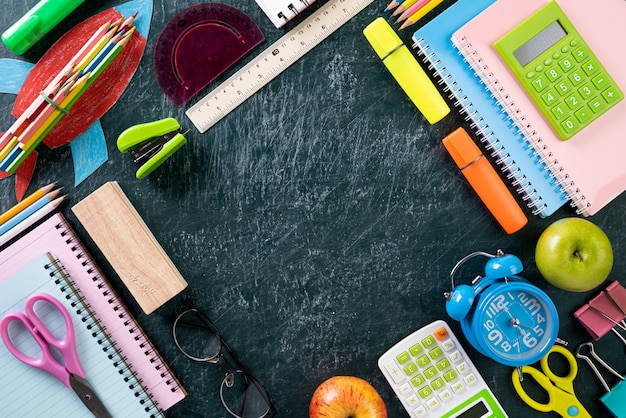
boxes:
[363,17,449,124]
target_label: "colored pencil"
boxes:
[0,189,60,236]
[399,0,443,30]
[74,24,119,74]
[0,18,116,151]
[0,196,65,247]
[0,182,56,227]
[392,0,419,17]
[5,74,90,174]
[384,0,405,12]
[397,0,431,23]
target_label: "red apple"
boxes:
[309,376,388,418]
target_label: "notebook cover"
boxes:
[452,0,626,216]
[411,0,568,218]
[0,253,158,417]
[0,213,187,411]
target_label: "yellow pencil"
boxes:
[392,0,419,17]
[399,0,443,30]
[0,182,56,227]
[0,136,18,161]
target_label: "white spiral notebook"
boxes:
[411,0,568,218]
[451,0,626,216]
[0,213,186,415]
[255,0,317,28]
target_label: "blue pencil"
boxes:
[0,189,60,236]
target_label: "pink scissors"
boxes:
[0,292,112,418]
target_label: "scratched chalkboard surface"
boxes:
[2,1,626,417]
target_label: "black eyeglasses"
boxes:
[172,300,276,418]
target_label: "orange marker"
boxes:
[442,128,528,234]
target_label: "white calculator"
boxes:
[378,320,508,418]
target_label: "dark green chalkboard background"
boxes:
[2,1,626,417]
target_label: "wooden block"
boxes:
[72,181,187,314]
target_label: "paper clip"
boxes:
[575,342,626,418]
[574,281,626,348]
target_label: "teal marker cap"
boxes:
[2,0,86,55]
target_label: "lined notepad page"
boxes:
[0,253,156,417]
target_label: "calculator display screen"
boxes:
[451,399,489,418]
[513,21,567,67]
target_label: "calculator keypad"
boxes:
[522,38,622,140]
[379,321,506,417]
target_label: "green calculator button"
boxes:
[551,104,568,120]
[545,67,561,82]
[582,59,600,76]
[403,362,418,376]
[416,354,430,368]
[592,74,609,90]
[602,86,621,104]
[396,351,411,364]
[578,83,594,99]
[417,385,433,399]
[531,75,549,92]
[424,366,437,379]
[409,343,423,356]
[569,71,584,86]
[421,335,436,349]
[542,89,558,106]
[565,93,582,110]
[575,107,592,124]
[555,79,572,96]
[431,378,445,390]
[411,374,425,387]
[589,97,606,114]
[429,346,443,360]
[559,57,575,72]
[561,117,579,134]
[572,47,587,62]
[436,358,451,371]
[443,369,459,382]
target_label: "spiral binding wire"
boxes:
[52,219,185,416]
[451,36,590,215]
[414,35,588,216]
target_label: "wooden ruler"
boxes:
[185,0,374,133]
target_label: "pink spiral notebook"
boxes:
[0,213,187,412]
[451,0,626,216]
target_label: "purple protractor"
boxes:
[153,2,265,107]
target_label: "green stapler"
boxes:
[117,117,187,179]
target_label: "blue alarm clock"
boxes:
[445,250,559,367]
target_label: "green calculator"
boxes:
[494,1,623,140]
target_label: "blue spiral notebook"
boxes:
[412,0,568,217]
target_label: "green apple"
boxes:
[535,217,613,292]
[309,376,387,418]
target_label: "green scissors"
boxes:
[512,344,591,418]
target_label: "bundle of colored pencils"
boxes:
[0,13,137,175]
[0,183,65,247]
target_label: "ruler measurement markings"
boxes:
[186,0,374,133]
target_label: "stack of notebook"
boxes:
[412,0,626,217]
[0,213,187,416]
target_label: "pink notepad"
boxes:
[451,0,626,216]
[0,213,186,412]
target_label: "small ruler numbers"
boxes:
[185,0,375,133]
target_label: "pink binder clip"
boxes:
[574,281,626,346]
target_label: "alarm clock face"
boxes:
[470,281,559,367]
